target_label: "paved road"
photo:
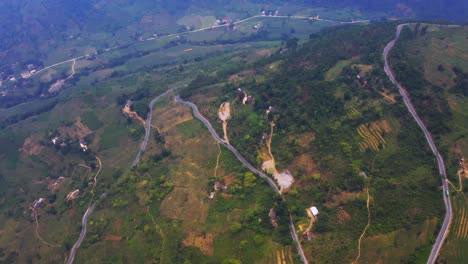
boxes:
[382,23,453,264]
[175,95,308,264]
[131,85,187,167]
[67,204,95,264]
[67,193,107,264]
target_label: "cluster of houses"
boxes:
[260,10,279,16]
[216,17,232,25]
[0,72,18,96]
[208,180,228,199]
[20,64,38,79]
[29,188,81,219]
[51,136,88,152]
[215,17,236,31]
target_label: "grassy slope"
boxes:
[182,22,446,263]
[0,32,301,262]
[0,17,460,263]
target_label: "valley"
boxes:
[0,2,466,263]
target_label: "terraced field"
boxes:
[265,245,295,264]
[441,197,468,262]
[357,119,392,152]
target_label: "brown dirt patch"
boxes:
[105,235,122,241]
[354,64,373,75]
[20,137,44,156]
[160,187,208,223]
[48,79,65,93]
[122,106,146,126]
[58,117,93,138]
[37,149,63,166]
[181,232,214,255]
[325,191,362,207]
[140,15,156,24]
[418,217,437,242]
[94,68,113,80]
[223,174,235,186]
[337,207,352,224]
[68,207,76,218]
[290,154,318,178]
[229,69,255,82]
[113,218,122,230]
[255,49,273,57]
[154,104,193,133]
[288,132,315,148]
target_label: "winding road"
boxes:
[175,95,308,264]
[66,156,103,264]
[131,85,187,167]
[383,23,453,264]
[67,204,95,264]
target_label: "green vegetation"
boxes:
[325,59,352,81]
[81,111,103,131]
[389,24,468,263]
[0,3,465,261]
[183,21,450,262]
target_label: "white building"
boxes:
[309,206,319,217]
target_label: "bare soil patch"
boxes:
[218,102,231,143]
[105,235,122,241]
[20,137,44,156]
[113,218,122,230]
[160,186,208,223]
[337,207,352,224]
[57,117,93,138]
[228,69,255,82]
[290,154,318,177]
[354,64,373,75]
[153,104,193,133]
[181,232,214,255]
[48,79,65,93]
[94,68,113,80]
[223,174,235,186]
[325,191,362,207]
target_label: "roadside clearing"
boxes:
[261,121,295,193]
[301,216,317,242]
[122,104,146,126]
[218,102,231,144]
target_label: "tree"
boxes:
[286,37,299,49]
[229,222,242,233]
[243,172,256,188]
